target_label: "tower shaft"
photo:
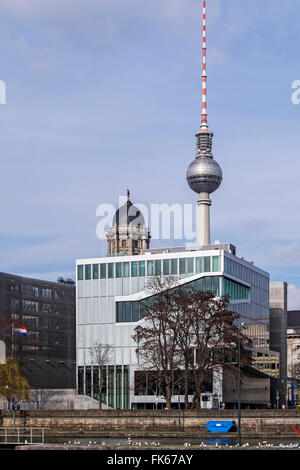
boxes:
[197,192,211,246]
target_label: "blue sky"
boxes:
[0,0,299,308]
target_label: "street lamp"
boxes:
[178,384,181,433]
[238,322,247,446]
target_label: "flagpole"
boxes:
[11,320,13,360]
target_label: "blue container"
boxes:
[205,420,234,433]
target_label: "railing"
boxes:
[0,427,47,445]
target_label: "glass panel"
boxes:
[155,260,161,275]
[116,366,122,409]
[123,262,129,278]
[179,258,186,275]
[116,302,123,322]
[204,257,211,272]
[132,302,140,322]
[163,259,170,275]
[108,366,114,408]
[131,262,138,277]
[171,258,178,275]
[77,265,83,281]
[187,258,194,274]
[101,367,107,405]
[100,264,107,279]
[93,264,99,279]
[85,265,91,280]
[147,261,154,276]
[212,256,220,272]
[139,261,145,277]
[204,276,212,291]
[116,262,122,278]
[78,366,84,394]
[108,263,114,278]
[196,258,203,274]
[123,366,129,410]
[124,302,132,322]
[93,367,99,399]
[86,366,91,396]
[213,276,220,296]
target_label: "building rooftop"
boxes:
[142,243,236,256]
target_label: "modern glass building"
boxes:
[0,272,76,390]
[76,243,270,409]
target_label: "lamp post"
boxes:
[178,384,181,433]
[238,322,247,446]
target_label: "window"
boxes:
[132,302,140,322]
[171,259,178,275]
[196,257,203,274]
[124,302,131,322]
[100,264,107,279]
[213,276,220,296]
[122,240,127,248]
[204,257,211,272]
[23,300,38,313]
[116,263,122,278]
[163,259,170,275]
[139,261,145,277]
[11,299,20,314]
[155,260,161,275]
[33,287,39,297]
[147,261,154,276]
[123,262,129,278]
[85,265,91,280]
[179,258,186,275]
[41,288,52,299]
[116,302,123,322]
[212,256,220,272]
[131,262,138,277]
[93,264,99,279]
[187,258,194,274]
[116,301,141,323]
[108,263,114,279]
[222,277,250,301]
[77,265,83,280]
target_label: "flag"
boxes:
[12,325,29,337]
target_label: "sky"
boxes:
[0,0,299,309]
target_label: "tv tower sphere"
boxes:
[186,153,222,194]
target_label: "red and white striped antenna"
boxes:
[201,0,208,131]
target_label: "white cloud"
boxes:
[288,284,300,311]
[265,243,300,268]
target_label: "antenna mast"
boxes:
[201,0,208,131]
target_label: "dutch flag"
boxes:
[13,325,29,337]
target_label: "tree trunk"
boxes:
[165,383,172,410]
[184,360,189,409]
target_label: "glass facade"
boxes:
[222,277,250,301]
[77,254,221,281]
[115,275,249,323]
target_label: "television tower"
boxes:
[186,0,222,246]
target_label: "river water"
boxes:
[45,436,300,449]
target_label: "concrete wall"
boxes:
[1,410,300,436]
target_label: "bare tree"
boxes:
[176,288,252,408]
[31,389,51,410]
[89,342,112,409]
[133,277,183,409]
[133,277,252,410]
